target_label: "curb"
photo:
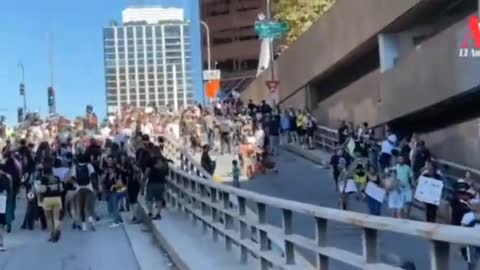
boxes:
[136,199,189,270]
[282,144,330,166]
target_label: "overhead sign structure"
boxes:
[255,20,289,39]
[203,69,221,81]
[266,80,279,105]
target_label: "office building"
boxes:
[200,0,265,94]
[103,7,194,115]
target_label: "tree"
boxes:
[273,0,335,43]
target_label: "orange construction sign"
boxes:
[205,80,220,98]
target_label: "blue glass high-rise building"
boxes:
[103,1,203,115]
[156,0,203,103]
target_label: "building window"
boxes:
[104,28,114,39]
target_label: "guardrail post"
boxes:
[315,217,329,270]
[199,184,208,234]
[430,241,450,270]
[257,203,270,270]
[222,192,233,251]
[238,196,248,263]
[362,228,378,264]
[211,188,219,242]
[189,179,198,225]
[282,209,295,264]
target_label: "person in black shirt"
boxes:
[260,100,272,115]
[412,141,431,178]
[17,139,35,183]
[144,146,171,219]
[247,100,256,116]
[337,121,349,146]
[201,145,215,175]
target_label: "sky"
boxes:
[0,0,200,125]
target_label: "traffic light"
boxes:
[19,83,25,96]
[48,87,55,107]
[17,107,24,123]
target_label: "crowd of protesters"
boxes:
[330,120,480,268]
[177,99,319,182]
[0,105,179,251]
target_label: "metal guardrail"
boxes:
[162,136,480,270]
[312,125,480,179]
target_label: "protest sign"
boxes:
[414,176,444,205]
[365,181,386,203]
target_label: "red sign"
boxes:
[265,80,279,93]
[461,15,480,49]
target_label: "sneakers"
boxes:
[109,223,121,228]
[88,216,96,231]
[81,222,88,232]
[153,214,162,220]
[0,244,6,252]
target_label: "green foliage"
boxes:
[273,0,335,43]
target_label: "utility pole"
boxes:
[18,62,27,114]
[48,32,56,114]
[266,0,275,80]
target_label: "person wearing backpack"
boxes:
[37,166,63,242]
[71,154,96,231]
[144,146,171,219]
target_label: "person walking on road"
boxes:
[145,146,170,220]
[37,166,63,242]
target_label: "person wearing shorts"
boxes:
[37,167,63,242]
[145,146,170,220]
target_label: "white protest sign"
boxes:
[339,179,357,193]
[53,167,70,182]
[365,182,386,203]
[0,194,6,214]
[414,176,444,205]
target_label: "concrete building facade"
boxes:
[241,0,480,168]
[200,0,266,93]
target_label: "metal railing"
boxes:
[314,126,480,178]
[161,136,480,270]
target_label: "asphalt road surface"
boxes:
[0,198,140,270]
[227,148,470,270]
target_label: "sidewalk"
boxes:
[136,198,257,270]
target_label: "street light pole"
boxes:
[18,62,27,114]
[266,0,276,80]
[200,21,212,71]
[200,20,212,105]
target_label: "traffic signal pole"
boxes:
[266,0,275,80]
[18,62,27,114]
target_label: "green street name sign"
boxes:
[254,20,289,39]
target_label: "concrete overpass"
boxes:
[2,135,479,270]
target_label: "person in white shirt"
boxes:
[379,132,397,173]
[254,124,265,150]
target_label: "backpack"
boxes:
[76,164,91,186]
[153,157,169,177]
